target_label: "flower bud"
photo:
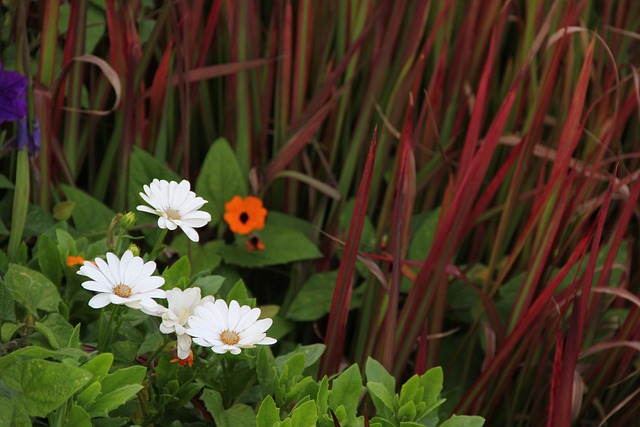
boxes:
[120,212,137,230]
[127,243,141,257]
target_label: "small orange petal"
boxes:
[67,255,85,268]
[245,236,266,251]
[170,350,194,367]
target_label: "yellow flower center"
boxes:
[220,329,240,345]
[165,208,181,221]
[114,283,132,298]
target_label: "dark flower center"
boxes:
[239,212,249,224]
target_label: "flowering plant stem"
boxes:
[98,304,124,353]
[148,229,168,261]
[145,335,171,368]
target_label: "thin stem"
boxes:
[148,229,168,261]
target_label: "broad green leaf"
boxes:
[439,415,485,427]
[257,347,278,397]
[275,344,326,371]
[53,200,76,221]
[226,280,254,307]
[328,364,364,417]
[98,366,146,395]
[23,206,57,238]
[194,275,225,296]
[256,395,280,427]
[66,404,92,427]
[128,146,180,210]
[370,417,397,427]
[399,375,421,407]
[398,401,418,423]
[420,367,443,405]
[1,358,91,417]
[37,234,62,286]
[56,229,78,266]
[87,384,144,416]
[1,322,20,343]
[366,358,396,395]
[34,314,75,350]
[201,389,229,427]
[162,256,191,290]
[290,400,317,426]
[280,353,306,384]
[225,403,257,427]
[0,399,31,427]
[4,264,62,315]
[170,235,222,274]
[218,224,321,268]
[195,138,248,227]
[77,382,102,407]
[61,185,115,233]
[367,382,396,415]
[287,272,338,321]
[0,279,16,322]
[82,353,114,382]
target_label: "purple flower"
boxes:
[0,63,28,124]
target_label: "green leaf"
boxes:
[398,401,417,422]
[87,384,143,416]
[0,279,16,322]
[61,185,115,233]
[196,138,248,227]
[128,146,181,210]
[218,224,321,268]
[366,358,396,394]
[367,382,396,415]
[194,275,225,297]
[256,395,280,427]
[439,415,485,427]
[1,358,91,417]
[226,280,254,307]
[53,201,76,221]
[328,364,364,417]
[66,404,92,427]
[275,344,326,371]
[162,256,191,290]
[287,272,338,321]
[37,234,62,286]
[257,347,278,398]
[0,399,31,427]
[290,400,318,426]
[399,376,421,407]
[55,229,77,266]
[202,389,230,427]
[4,264,62,315]
[82,353,114,382]
[98,366,146,395]
[170,235,222,274]
[420,367,443,405]
[34,314,75,350]
[77,382,102,407]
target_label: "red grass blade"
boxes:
[319,128,377,377]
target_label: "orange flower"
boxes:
[245,235,266,252]
[223,196,267,235]
[170,350,194,367]
[67,255,86,268]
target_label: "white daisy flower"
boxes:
[155,288,215,360]
[186,300,277,355]
[137,179,212,242]
[78,250,166,310]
